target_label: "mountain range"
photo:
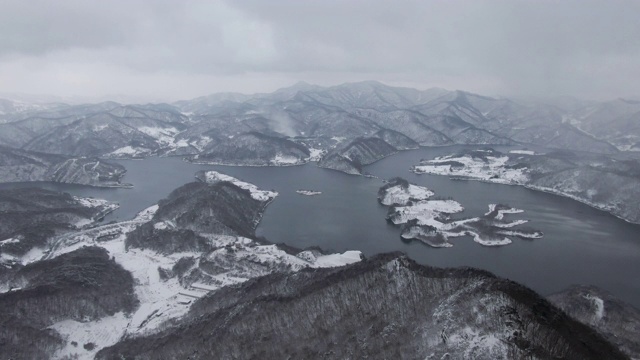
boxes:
[0,81,637,162]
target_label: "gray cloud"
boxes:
[0,0,639,101]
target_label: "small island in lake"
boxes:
[378,177,543,248]
[296,190,322,196]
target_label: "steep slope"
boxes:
[372,128,420,150]
[193,131,310,166]
[23,113,168,157]
[98,253,626,360]
[0,247,137,360]
[548,285,640,359]
[318,137,397,175]
[125,180,273,254]
[570,99,640,151]
[0,188,117,262]
[0,102,189,157]
[0,145,128,187]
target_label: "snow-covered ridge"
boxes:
[412,151,529,185]
[199,170,278,201]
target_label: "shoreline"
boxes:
[420,173,639,225]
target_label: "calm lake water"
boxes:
[2,147,639,308]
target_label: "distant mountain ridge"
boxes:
[1,81,638,161]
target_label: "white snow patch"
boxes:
[305,250,362,268]
[584,294,605,322]
[485,204,524,220]
[413,154,529,184]
[509,150,535,155]
[19,247,46,265]
[296,190,322,196]
[307,148,326,162]
[390,200,464,226]
[108,146,151,157]
[49,312,129,360]
[201,170,278,201]
[0,237,20,245]
[137,126,179,144]
[380,183,434,206]
[73,196,111,208]
[271,154,302,165]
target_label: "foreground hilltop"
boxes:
[98,253,626,360]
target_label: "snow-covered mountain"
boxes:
[0,81,637,165]
[97,253,627,360]
[0,188,118,265]
[0,145,128,187]
[318,137,398,175]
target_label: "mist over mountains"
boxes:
[1,81,640,359]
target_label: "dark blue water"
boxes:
[1,148,639,308]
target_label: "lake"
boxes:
[2,147,639,308]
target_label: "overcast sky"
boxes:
[1,0,639,102]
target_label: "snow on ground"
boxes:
[296,190,322,196]
[296,250,362,267]
[485,204,524,220]
[49,312,129,360]
[380,183,434,206]
[390,200,464,226]
[99,240,197,334]
[73,196,112,208]
[107,146,152,158]
[39,181,361,355]
[584,294,606,322]
[201,170,278,201]
[189,136,213,152]
[400,227,454,248]
[380,184,541,248]
[470,233,512,246]
[413,154,529,184]
[72,196,119,228]
[509,150,536,155]
[0,237,19,245]
[153,220,176,230]
[307,148,326,162]
[13,246,46,266]
[92,124,109,132]
[496,229,543,239]
[270,154,303,165]
[135,204,159,222]
[137,126,180,145]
